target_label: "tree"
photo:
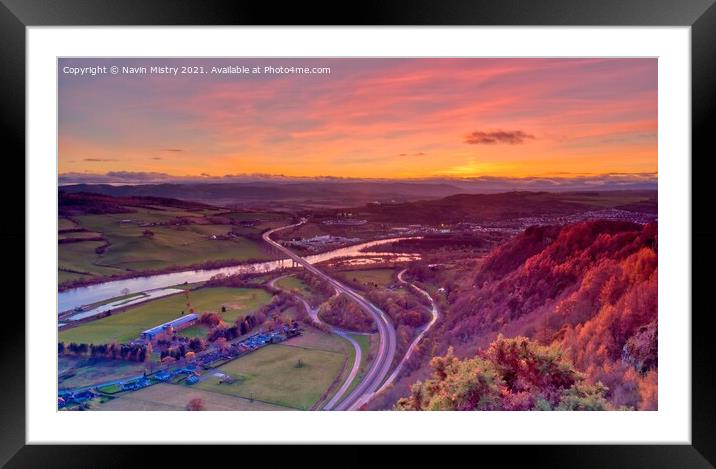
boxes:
[396,336,608,411]
[214,337,228,353]
[200,311,223,329]
[120,287,130,296]
[557,382,609,411]
[186,397,205,411]
[188,337,205,352]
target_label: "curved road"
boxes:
[368,269,440,400]
[268,276,362,410]
[263,221,396,411]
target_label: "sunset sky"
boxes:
[58,58,657,181]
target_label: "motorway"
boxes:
[263,220,397,411]
[370,268,440,398]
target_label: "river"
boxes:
[58,237,419,314]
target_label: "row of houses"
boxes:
[58,390,96,409]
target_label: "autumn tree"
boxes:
[186,397,205,411]
[396,336,609,411]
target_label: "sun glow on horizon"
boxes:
[59,58,657,181]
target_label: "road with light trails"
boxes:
[268,275,362,410]
[263,220,396,410]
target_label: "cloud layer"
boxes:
[58,58,657,179]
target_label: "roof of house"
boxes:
[141,313,198,336]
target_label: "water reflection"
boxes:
[58,237,420,313]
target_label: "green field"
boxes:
[339,268,395,287]
[276,275,312,296]
[58,231,103,240]
[59,270,90,284]
[193,344,345,410]
[281,327,348,354]
[58,208,275,282]
[58,356,147,389]
[177,324,209,339]
[96,383,123,394]
[58,241,125,277]
[58,287,273,344]
[58,218,78,230]
[98,383,289,411]
[345,334,372,395]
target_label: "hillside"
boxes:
[389,220,658,410]
[59,181,464,208]
[330,190,657,224]
[59,191,217,216]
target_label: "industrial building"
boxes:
[140,313,198,341]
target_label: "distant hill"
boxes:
[58,181,465,208]
[328,190,658,224]
[58,191,217,216]
[393,220,658,410]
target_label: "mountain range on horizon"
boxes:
[59,175,658,209]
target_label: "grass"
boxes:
[193,344,345,410]
[58,356,146,389]
[97,383,123,394]
[58,218,78,230]
[344,333,371,396]
[280,327,348,354]
[58,209,273,280]
[98,383,290,411]
[85,292,145,310]
[58,287,273,345]
[221,211,287,222]
[58,270,90,283]
[275,275,312,296]
[339,268,395,287]
[58,241,126,277]
[178,324,209,339]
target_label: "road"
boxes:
[268,275,362,410]
[369,268,440,399]
[263,221,396,410]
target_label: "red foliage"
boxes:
[423,220,658,410]
[199,312,223,327]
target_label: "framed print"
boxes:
[3,0,715,465]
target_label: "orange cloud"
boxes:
[58,58,657,179]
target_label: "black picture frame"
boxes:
[2,0,714,465]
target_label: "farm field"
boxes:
[57,208,274,283]
[98,383,289,411]
[58,217,79,230]
[58,240,125,279]
[192,344,345,410]
[59,287,273,345]
[58,356,147,389]
[281,327,350,354]
[338,268,395,288]
[275,275,312,296]
[58,231,103,240]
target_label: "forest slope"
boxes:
[394,220,658,410]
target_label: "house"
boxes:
[154,371,171,381]
[186,375,199,385]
